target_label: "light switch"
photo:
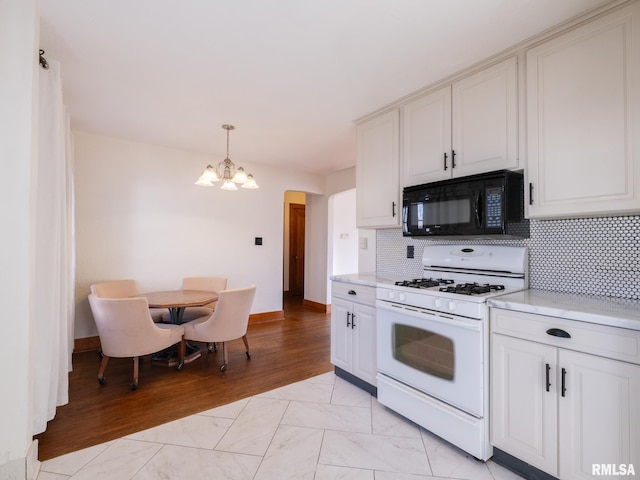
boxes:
[359,237,368,250]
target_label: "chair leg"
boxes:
[242,334,251,359]
[177,336,186,370]
[131,356,139,391]
[97,355,109,385]
[220,342,228,372]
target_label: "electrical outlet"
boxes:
[255,237,263,245]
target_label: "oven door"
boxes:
[376,300,484,417]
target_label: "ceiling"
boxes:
[37,0,611,176]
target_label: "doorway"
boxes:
[284,191,306,298]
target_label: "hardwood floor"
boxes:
[34,296,332,461]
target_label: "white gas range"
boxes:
[376,244,528,461]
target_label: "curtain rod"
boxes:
[39,49,49,69]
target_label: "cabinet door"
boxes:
[402,86,452,186]
[452,56,518,177]
[350,303,377,386]
[330,298,352,372]
[559,349,640,480]
[491,334,558,476]
[356,110,400,228]
[526,2,640,219]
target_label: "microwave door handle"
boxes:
[475,191,482,228]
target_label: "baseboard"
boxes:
[27,440,40,480]
[74,336,101,352]
[492,448,558,480]
[302,299,330,313]
[248,310,285,324]
[74,310,286,352]
[334,366,377,397]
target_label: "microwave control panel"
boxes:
[485,187,504,228]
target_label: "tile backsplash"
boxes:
[376,215,640,300]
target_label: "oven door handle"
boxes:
[376,301,482,332]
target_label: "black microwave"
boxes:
[402,170,528,238]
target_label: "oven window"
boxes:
[392,324,454,380]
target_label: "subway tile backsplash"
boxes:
[376,215,640,300]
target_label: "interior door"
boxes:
[288,203,305,296]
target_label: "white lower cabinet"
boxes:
[330,281,377,387]
[559,349,640,479]
[491,308,640,479]
[491,334,558,473]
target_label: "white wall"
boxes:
[330,189,358,276]
[0,0,38,477]
[74,131,325,338]
[358,228,377,273]
[305,167,356,305]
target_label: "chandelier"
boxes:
[195,124,259,190]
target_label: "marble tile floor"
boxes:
[37,372,524,480]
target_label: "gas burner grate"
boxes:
[439,283,506,296]
[395,278,455,289]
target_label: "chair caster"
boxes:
[245,351,251,359]
[98,375,106,385]
[130,381,138,391]
[177,361,184,371]
[220,363,227,372]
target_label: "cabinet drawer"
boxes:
[491,308,640,365]
[332,282,376,305]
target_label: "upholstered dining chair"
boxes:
[90,279,165,323]
[88,294,185,390]
[182,285,256,372]
[161,276,228,323]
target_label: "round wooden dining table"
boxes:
[138,289,218,324]
[137,289,219,366]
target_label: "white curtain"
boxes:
[31,59,75,436]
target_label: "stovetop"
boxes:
[377,245,529,318]
[394,278,507,296]
[394,278,454,289]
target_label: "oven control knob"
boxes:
[398,292,407,302]
[448,301,457,311]
[435,299,445,309]
[388,291,396,301]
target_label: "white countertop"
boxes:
[488,289,640,331]
[330,272,406,288]
[332,274,640,331]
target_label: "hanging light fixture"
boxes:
[195,124,259,190]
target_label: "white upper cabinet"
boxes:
[402,86,452,185]
[402,56,519,187]
[452,56,519,177]
[526,2,640,219]
[356,109,400,228]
